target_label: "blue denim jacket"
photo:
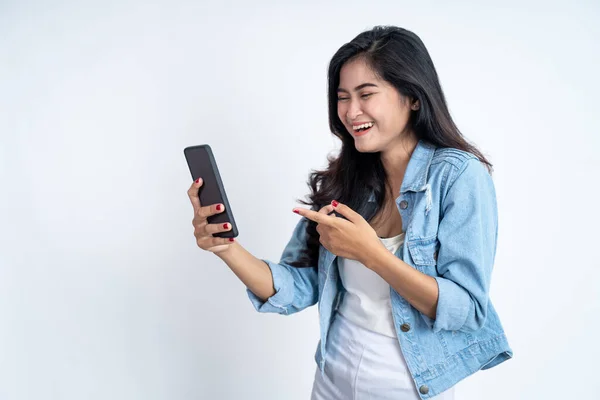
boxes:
[247,140,513,398]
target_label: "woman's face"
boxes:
[337,58,416,153]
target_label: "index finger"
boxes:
[293,207,335,226]
[187,178,203,213]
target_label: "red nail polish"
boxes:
[332,200,339,207]
[223,223,229,229]
[216,205,222,211]
[229,238,235,242]
[293,209,300,214]
[195,178,201,184]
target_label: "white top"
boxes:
[337,232,405,338]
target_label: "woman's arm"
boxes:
[365,252,439,319]
[217,241,276,302]
[219,218,319,315]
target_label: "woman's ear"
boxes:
[411,99,420,110]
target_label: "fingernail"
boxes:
[223,223,229,229]
[216,205,222,211]
[332,200,339,207]
[229,238,235,242]
[195,178,202,184]
[293,209,300,214]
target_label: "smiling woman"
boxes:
[189,25,512,400]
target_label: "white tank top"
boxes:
[337,232,405,338]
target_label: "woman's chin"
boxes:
[354,140,380,153]
[352,129,379,152]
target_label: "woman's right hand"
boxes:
[188,178,235,254]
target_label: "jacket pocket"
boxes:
[406,236,439,272]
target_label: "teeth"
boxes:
[353,122,374,130]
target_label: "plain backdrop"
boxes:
[1,1,599,399]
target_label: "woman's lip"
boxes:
[353,126,372,137]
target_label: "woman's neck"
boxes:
[380,133,418,191]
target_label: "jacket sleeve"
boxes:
[246,218,319,315]
[424,158,498,333]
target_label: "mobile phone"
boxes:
[184,144,239,238]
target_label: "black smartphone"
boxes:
[184,144,239,238]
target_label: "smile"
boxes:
[352,122,374,136]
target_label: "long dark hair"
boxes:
[290,25,492,268]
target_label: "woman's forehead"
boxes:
[339,59,382,87]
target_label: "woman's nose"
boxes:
[347,100,362,120]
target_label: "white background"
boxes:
[1,1,599,399]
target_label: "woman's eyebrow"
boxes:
[337,83,379,93]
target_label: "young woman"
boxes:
[188,25,512,399]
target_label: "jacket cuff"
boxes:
[246,259,294,314]
[430,276,471,332]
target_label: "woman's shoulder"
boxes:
[430,146,479,170]
[425,145,493,198]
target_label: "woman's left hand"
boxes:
[293,200,386,266]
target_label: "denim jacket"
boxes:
[247,140,513,398]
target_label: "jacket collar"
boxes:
[368,139,436,202]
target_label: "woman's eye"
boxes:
[361,93,373,99]
[337,97,349,102]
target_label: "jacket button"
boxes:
[399,200,409,209]
[400,323,411,332]
[419,385,429,395]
